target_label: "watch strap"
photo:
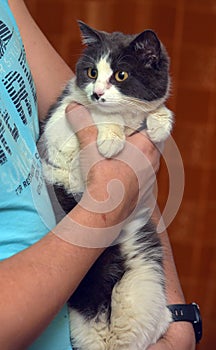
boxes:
[167,303,202,343]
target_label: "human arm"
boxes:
[144,199,196,349]
[147,229,196,350]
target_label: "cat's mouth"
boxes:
[88,92,123,112]
[90,93,115,108]
[91,93,106,103]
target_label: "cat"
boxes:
[40,21,173,350]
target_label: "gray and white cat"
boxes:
[41,21,173,350]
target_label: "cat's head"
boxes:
[76,21,170,112]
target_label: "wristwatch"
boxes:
[167,303,202,343]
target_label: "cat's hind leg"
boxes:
[107,266,171,350]
[69,307,109,350]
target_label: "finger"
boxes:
[128,129,164,155]
[127,130,154,151]
[65,103,98,149]
[66,103,103,181]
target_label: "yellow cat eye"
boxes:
[115,71,129,82]
[87,67,98,79]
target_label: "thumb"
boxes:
[65,103,103,182]
[65,103,98,149]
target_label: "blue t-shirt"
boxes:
[0,1,72,349]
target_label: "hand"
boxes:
[66,103,160,224]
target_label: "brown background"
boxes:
[25,1,216,349]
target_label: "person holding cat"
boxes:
[0,0,196,349]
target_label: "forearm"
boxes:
[0,155,139,350]
[160,230,185,304]
[149,229,196,349]
[0,199,127,350]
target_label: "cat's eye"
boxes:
[115,71,129,82]
[87,68,98,79]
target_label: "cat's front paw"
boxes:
[97,126,126,158]
[97,137,125,158]
[146,106,173,143]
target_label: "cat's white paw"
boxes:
[97,137,125,158]
[97,126,126,158]
[146,106,173,143]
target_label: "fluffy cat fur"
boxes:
[40,21,173,350]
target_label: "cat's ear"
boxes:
[131,30,161,67]
[78,20,102,46]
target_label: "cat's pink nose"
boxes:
[94,88,104,97]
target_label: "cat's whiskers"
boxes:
[120,95,162,113]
